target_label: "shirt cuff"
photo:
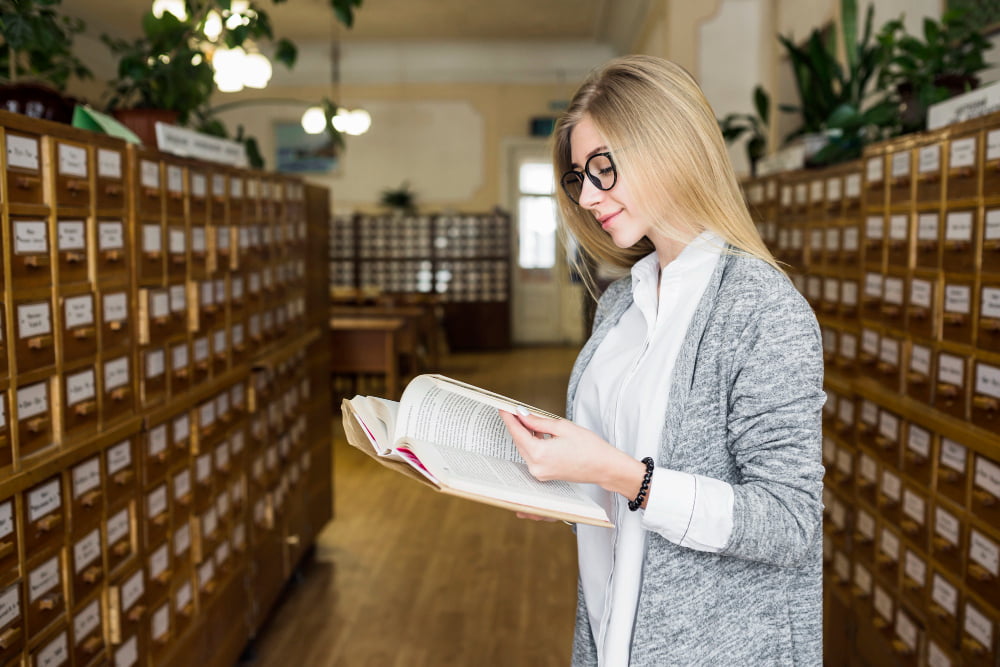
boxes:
[641,469,735,553]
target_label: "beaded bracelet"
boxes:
[628,457,655,511]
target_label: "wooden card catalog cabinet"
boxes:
[105,505,134,574]
[980,281,1000,353]
[149,598,171,659]
[164,162,185,219]
[972,453,1000,526]
[25,552,63,639]
[878,468,903,527]
[166,225,186,280]
[100,355,133,426]
[862,273,883,322]
[886,213,911,268]
[210,172,227,222]
[972,358,1000,429]
[0,578,25,662]
[934,350,969,419]
[139,288,170,346]
[94,219,127,284]
[929,568,962,647]
[172,468,192,522]
[967,526,1000,610]
[55,218,89,286]
[168,283,187,337]
[881,274,907,332]
[192,335,210,384]
[891,606,921,664]
[6,131,44,206]
[61,292,97,364]
[960,598,997,667]
[907,274,939,340]
[902,423,933,488]
[69,455,103,530]
[916,211,942,270]
[23,476,62,556]
[146,541,171,602]
[29,623,69,667]
[943,279,976,345]
[72,596,105,666]
[10,218,52,289]
[104,439,136,508]
[70,526,103,603]
[135,155,162,217]
[900,484,929,549]
[948,133,981,202]
[137,221,164,286]
[143,484,169,548]
[95,145,124,210]
[108,566,145,644]
[141,422,170,488]
[172,578,194,639]
[62,367,97,439]
[901,547,928,611]
[943,209,980,272]
[140,346,166,407]
[917,139,944,203]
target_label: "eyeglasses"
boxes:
[560,152,617,204]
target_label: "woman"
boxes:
[499,55,825,666]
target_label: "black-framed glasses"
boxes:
[560,152,617,204]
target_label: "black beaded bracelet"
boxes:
[628,456,655,511]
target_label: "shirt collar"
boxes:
[630,230,725,292]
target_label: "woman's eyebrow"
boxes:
[570,145,609,169]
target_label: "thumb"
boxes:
[513,408,562,436]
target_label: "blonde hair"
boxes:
[553,55,781,297]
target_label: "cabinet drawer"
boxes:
[24,550,64,640]
[104,438,136,509]
[915,210,942,270]
[136,155,163,217]
[899,485,929,551]
[105,502,135,575]
[107,566,146,644]
[960,597,998,667]
[937,438,970,507]
[907,274,939,341]
[148,596,173,661]
[111,633,140,667]
[94,219,128,284]
[901,423,933,489]
[172,411,190,459]
[928,567,962,648]
[211,327,228,375]
[22,476,63,555]
[193,451,214,511]
[0,390,11,470]
[0,578,25,663]
[984,208,1000,268]
[164,162,185,218]
[886,213,911,268]
[100,354,134,427]
[933,350,970,420]
[966,526,1000,611]
[16,379,53,458]
[972,358,1000,430]
[9,217,52,288]
[146,541,172,603]
[140,346,166,408]
[168,338,190,397]
[947,133,980,201]
[172,467,193,524]
[932,499,967,574]
[979,280,1000,354]
[63,367,98,440]
[210,173,227,222]
[189,169,208,219]
[13,297,55,374]
[98,288,131,353]
[69,527,103,604]
[95,145,125,210]
[942,209,979,273]
[50,139,90,209]
[167,283,188,337]
[141,421,170,488]
[972,453,1000,527]
[6,132,44,206]
[916,141,944,203]
[888,148,912,206]
[904,341,934,405]
[890,605,921,664]
[69,455,103,532]
[139,288,171,346]
[875,333,902,393]
[71,595,105,667]
[137,221,165,286]
[192,335,211,385]
[190,224,210,278]
[171,576,194,640]
[166,224,186,279]
[55,218,90,286]
[28,622,69,667]
[942,278,977,346]
[0,499,17,574]
[143,483,169,549]
[61,291,98,364]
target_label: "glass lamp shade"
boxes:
[152,0,187,20]
[243,53,272,89]
[301,107,327,134]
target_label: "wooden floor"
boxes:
[244,346,582,667]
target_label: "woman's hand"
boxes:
[498,409,647,501]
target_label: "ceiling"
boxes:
[66,0,644,47]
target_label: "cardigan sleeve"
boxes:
[720,291,826,568]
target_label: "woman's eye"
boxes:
[598,167,614,176]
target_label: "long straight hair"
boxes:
[553,55,780,297]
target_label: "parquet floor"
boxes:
[245,346,582,667]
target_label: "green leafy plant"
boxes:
[778,0,895,166]
[876,8,992,133]
[0,0,91,88]
[718,85,770,176]
[380,182,417,214]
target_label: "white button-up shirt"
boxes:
[573,231,736,666]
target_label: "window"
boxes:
[517,161,557,269]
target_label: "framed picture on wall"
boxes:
[274,121,340,174]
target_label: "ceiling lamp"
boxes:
[203,11,223,40]
[332,108,371,136]
[243,52,273,89]
[213,46,247,93]
[301,107,328,135]
[152,0,187,20]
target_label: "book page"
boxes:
[347,396,400,456]
[395,375,524,462]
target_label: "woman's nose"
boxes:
[578,176,604,208]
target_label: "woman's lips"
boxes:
[598,210,621,229]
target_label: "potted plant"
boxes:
[719,85,770,177]
[778,0,896,166]
[380,182,417,215]
[0,0,92,123]
[876,8,992,134]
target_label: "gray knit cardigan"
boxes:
[567,249,826,666]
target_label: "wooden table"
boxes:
[330,316,407,399]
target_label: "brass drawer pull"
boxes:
[65,251,85,264]
[27,335,52,350]
[72,326,95,340]
[75,401,97,417]
[0,627,21,650]
[82,565,102,583]
[82,636,102,654]
[80,489,101,507]
[37,514,60,531]
[969,562,994,581]
[973,396,999,412]
[24,255,48,269]
[16,175,39,190]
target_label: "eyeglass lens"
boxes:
[560,153,616,203]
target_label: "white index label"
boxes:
[6,134,39,170]
[14,220,48,254]
[141,160,159,188]
[919,144,941,173]
[58,220,86,250]
[940,439,967,473]
[945,211,973,241]
[951,137,977,169]
[27,479,61,523]
[970,529,1000,576]
[72,456,100,497]
[931,573,957,615]
[964,603,993,649]
[73,528,101,573]
[17,301,51,338]
[98,149,122,178]
[867,157,884,182]
[58,143,87,177]
[29,556,60,602]
[17,382,48,420]
[0,582,20,629]
[104,356,130,390]
[976,363,1000,400]
[99,221,124,250]
[74,598,101,644]
[64,294,94,329]
[938,354,964,386]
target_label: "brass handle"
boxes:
[982,317,1000,333]
[881,305,901,317]
[202,580,216,595]
[144,187,160,199]
[82,565,102,583]
[944,312,967,326]
[937,383,958,399]
[962,637,986,655]
[16,175,39,190]
[145,251,162,260]
[174,368,189,379]
[873,615,889,630]
[854,531,872,544]
[929,602,949,619]
[891,639,913,656]
[37,514,60,531]
[81,489,101,507]
[155,449,168,463]
[65,251,85,264]
[177,493,192,507]
[154,631,172,645]
[155,569,172,584]
[104,250,122,263]
[940,467,961,483]
[24,254,49,268]
[179,602,193,618]
[108,319,124,331]
[112,540,130,556]
[901,519,918,534]
[126,604,145,622]
[111,388,129,402]
[104,183,122,197]
[907,307,927,320]
[0,541,13,560]
[933,535,954,551]
[986,240,1000,252]
[113,469,134,486]
[37,593,60,611]
[876,553,893,565]
[973,489,997,506]
[918,240,938,250]
[73,326,95,340]
[0,627,21,650]
[969,562,994,581]
[851,585,869,599]
[83,636,103,654]
[75,400,96,417]
[27,334,53,350]
[875,435,894,450]
[902,576,921,591]
[152,513,168,527]
[904,450,926,465]
[953,166,975,178]
[973,395,999,412]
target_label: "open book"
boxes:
[341,374,612,527]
